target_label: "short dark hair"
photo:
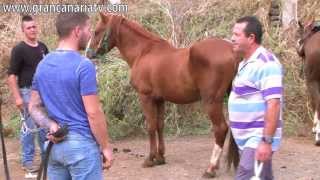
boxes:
[21,15,33,24]
[55,12,90,38]
[236,16,263,44]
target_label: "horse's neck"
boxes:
[116,22,166,67]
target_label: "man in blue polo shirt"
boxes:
[229,16,283,180]
[28,12,113,179]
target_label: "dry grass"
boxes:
[0,13,23,121]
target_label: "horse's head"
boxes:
[86,13,123,58]
[296,19,317,57]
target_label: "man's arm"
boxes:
[7,74,23,109]
[28,90,59,131]
[82,94,113,168]
[256,98,281,161]
[7,45,24,109]
[263,98,281,137]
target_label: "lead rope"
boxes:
[250,160,263,180]
[20,108,41,134]
[37,125,69,180]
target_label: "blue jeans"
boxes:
[48,132,103,180]
[20,88,47,166]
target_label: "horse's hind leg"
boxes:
[155,100,166,165]
[306,80,320,145]
[139,94,158,167]
[203,100,228,178]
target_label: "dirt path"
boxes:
[0,135,319,180]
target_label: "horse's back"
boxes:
[190,38,235,64]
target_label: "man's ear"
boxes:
[248,34,256,44]
[21,24,25,32]
[73,25,82,38]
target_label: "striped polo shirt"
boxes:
[228,46,283,151]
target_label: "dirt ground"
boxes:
[0,135,319,180]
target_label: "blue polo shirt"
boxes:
[32,50,97,139]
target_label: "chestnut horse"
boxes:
[297,20,320,145]
[87,13,240,177]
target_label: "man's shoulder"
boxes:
[253,47,281,66]
[42,51,93,67]
[12,41,25,51]
[79,56,94,66]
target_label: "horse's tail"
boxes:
[227,129,239,170]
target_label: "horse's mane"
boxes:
[122,17,167,43]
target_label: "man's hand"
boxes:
[255,142,272,162]
[102,147,114,170]
[46,122,64,143]
[15,97,24,110]
[7,75,23,110]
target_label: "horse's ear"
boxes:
[99,12,108,23]
[305,16,315,28]
[98,0,107,4]
[298,20,303,29]
[99,12,104,19]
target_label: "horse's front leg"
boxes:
[139,94,158,167]
[203,101,228,178]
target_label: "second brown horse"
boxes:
[87,13,241,178]
[297,20,320,146]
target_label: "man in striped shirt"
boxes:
[229,16,283,180]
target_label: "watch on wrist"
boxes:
[262,136,273,144]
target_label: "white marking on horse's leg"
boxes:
[209,143,222,168]
[313,111,318,133]
[316,121,320,134]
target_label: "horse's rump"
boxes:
[189,38,239,102]
[304,33,320,80]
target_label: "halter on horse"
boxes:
[86,13,241,178]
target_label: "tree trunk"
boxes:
[282,0,298,29]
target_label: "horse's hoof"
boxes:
[154,157,166,165]
[315,140,320,146]
[142,159,154,168]
[202,171,217,178]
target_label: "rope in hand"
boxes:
[250,160,263,180]
[37,124,69,180]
